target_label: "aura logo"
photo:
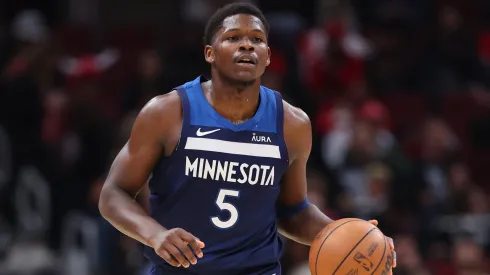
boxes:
[251,133,271,143]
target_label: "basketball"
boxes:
[309,218,393,275]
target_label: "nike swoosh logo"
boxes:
[196,128,220,137]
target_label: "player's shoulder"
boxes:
[134,90,183,132]
[139,90,182,118]
[282,99,311,132]
[280,98,312,160]
[260,86,311,129]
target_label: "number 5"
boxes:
[211,189,239,229]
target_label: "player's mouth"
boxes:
[235,54,257,67]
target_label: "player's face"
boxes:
[205,14,271,83]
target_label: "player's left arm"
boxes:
[275,102,333,245]
[276,102,396,267]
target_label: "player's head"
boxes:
[203,3,270,86]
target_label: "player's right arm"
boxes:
[98,92,204,268]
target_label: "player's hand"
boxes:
[150,228,205,268]
[368,220,397,273]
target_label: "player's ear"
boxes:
[266,47,271,66]
[205,45,215,64]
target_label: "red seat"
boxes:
[477,31,490,62]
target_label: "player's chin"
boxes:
[232,68,265,82]
[230,71,259,83]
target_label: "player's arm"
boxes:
[276,102,397,269]
[98,93,203,268]
[276,103,333,245]
[99,95,169,246]
[135,181,150,214]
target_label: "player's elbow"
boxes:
[277,217,307,245]
[277,216,299,234]
[98,183,115,220]
[98,189,108,218]
[276,207,308,240]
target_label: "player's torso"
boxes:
[144,76,289,274]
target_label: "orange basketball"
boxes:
[309,218,393,275]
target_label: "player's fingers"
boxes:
[196,239,206,248]
[387,237,395,251]
[368,220,378,227]
[392,251,397,268]
[174,240,198,265]
[166,243,190,268]
[187,240,204,259]
[179,231,205,258]
[156,249,181,267]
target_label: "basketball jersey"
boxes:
[143,76,289,274]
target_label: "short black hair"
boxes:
[203,3,269,45]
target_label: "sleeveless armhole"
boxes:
[273,91,289,163]
[174,86,193,147]
[153,86,198,210]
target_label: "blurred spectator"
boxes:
[452,237,487,275]
[0,9,48,230]
[414,118,459,210]
[394,234,431,275]
[319,102,354,169]
[298,2,370,105]
[121,49,173,115]
[416,5,490,97]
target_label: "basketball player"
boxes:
[99,3,396,274]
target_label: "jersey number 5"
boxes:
[211,189,239,229]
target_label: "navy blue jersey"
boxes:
[144,76,290,274]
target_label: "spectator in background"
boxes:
[298,2,370,106]
[415,118,459,211]
[0,9,48,229]
[320,98,409,181]
[319,101,354,169]
[261,51,296,104]
[302,23,366,104]
[411,118,460,253]
[335,119,390,219]
[452,237,487,275]
[337,161,392,220]
[427,6,489,94]
[446,162,475,214]
[121,49,173,115]
[400,4,488,101]
[394,234,431,275]
[434,186,490,252]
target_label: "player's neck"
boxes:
[202,77,261,123]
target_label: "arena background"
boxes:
[1,0,490,274]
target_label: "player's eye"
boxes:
[252,37,263,43]
[227,36,238,41]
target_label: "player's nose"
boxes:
[239,38,254,51]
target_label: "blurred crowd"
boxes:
[1,0,490,275]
